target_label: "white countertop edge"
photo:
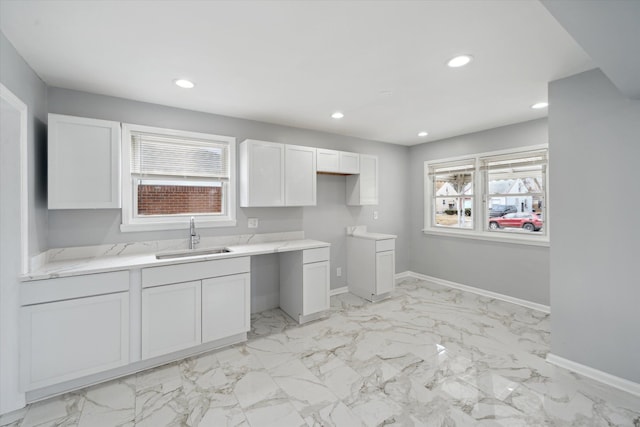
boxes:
[349,231,397,240]
[22,239,331,282]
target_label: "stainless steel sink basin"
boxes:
[155,247,231,260]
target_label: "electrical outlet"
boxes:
[336,267,342,277]
[373,211,379,220]
[248,218,259,228]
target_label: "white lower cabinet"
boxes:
[21,292,129,390]
[141,280,202,359]
[347,236,396,302]
[140,257,251,360]
[280,247,330,324]
[202,273,250,342]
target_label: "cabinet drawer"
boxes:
[376,239,395,252]
[303,247,330,264]
[21,270,129,306]
[142,256,250,288]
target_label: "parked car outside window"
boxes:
[488,204,518,217]
[488,212,543,232]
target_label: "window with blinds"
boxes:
[121,123,236,231]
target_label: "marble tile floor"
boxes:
[3,278,640,427]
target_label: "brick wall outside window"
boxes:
[138,185,222,215]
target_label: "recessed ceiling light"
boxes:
[447,55,473,68]
[174,79,195,89]
[418,131,429,137]
[331,111,344,119]
[531,102,549,109]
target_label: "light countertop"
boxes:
[23,239,330,282]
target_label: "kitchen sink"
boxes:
[155,247,231,260]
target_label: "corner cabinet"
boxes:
[239,139,316,207]
[347,236,395,302]
[48,114,121,209]
[279,247,330,324]
[346,154,378,205]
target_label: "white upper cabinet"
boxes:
[317,149,359,174]
[346,154,378,205]
[285,144,316,206]
[239,139,316,207]
[48,114,121,209]
[239,139,285,207]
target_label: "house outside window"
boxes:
[121,123,236,231]
[424,145,548,245]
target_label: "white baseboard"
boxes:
[0,407,26,425]
[398,271,550,314]
[329,286,349,296]
[546,353,640,397]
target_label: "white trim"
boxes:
[424,143,549,245]
[422,228,550,247]
[0,84,28,415]
[400,271,550,313]
[120,123,237,231]
[0,85,29,274]
[329,286,348,296]
[546,353,640,397]
[394,271,413,281]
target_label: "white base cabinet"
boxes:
[21,292,129,391]
[140,257,251,360]
[347,236,396,302]
[202,273,250,342]
[141,280,201,359]
[280,247,330,324]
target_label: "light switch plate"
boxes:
[248,218,259,228]
[336,267,342,277]
[373,211,379,220]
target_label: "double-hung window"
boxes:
[424,145,548,244]
[428,160,475,230]
[121,123,236,231]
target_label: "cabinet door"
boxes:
[339,151,360,174]
[141,281,201,359]
[241,139,285,207]
[317,149,339,173]
[285,145,316,206]
[48,114,121,209]
[21,292,129,390]
[202,273,250,342]
[302,261,330,316]
[359,154,378,205]
[375,250,395,295]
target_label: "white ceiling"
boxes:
[0,0,595,146]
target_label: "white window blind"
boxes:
[130,132,229,179]
[480,150,547,172]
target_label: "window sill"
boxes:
[121,219,237,233]
[422,228,550,247]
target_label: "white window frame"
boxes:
[424,144,549,246]
[120,123,237,232]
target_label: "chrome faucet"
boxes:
[189,216,200,250]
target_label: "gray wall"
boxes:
[408,119,550,305]
[549,69,640,382]
[0,32,48,256]
[47,88,410,290]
